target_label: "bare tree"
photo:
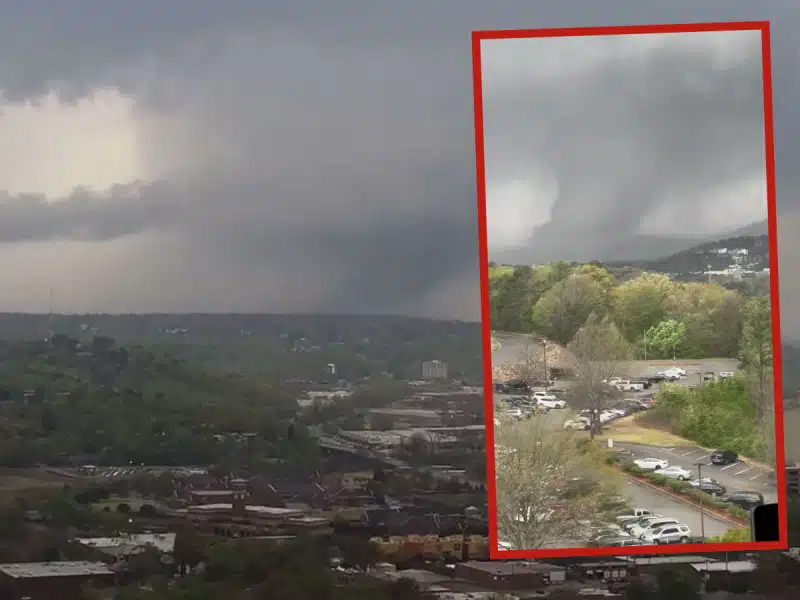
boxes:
[567,313,632,438]
[494,409,625,550]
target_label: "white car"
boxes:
[616,509,659,524]
[534,393,567,409]
[640,524,692,545]
[719,371,735,379]
[634,458,668,471]
[631,517,680,538]
[599,410,618,423]
[505,408,524,419]
[689,477,719,488]
[603,377,623,386]
[658,466,692,481]
[564,418,589,430]
[663,367,686,377]
[658,369,682,380]
[615,380,645,392]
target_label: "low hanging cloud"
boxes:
[0,1,798,334]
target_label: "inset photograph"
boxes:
[473,22,786,559]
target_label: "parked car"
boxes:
[599,410,619,423]
[703,371,716,381]
[623,514,664,533]
[616,509,659,524]
[615,380,645,392]
[658,466,693,481]
[631,518,680,538]
[564,418,590,430]
[634,458,668,471]
[719,371,735,379]
[724,491,765,511]
[504,408,524,420]
[630,379,653,389]
[657,371,681,381]
[535,395,567,409]
[595,536,644,547]
[689,477,720,488]
[640,524,692,545]
[696,481,727,497]
[710,449,738,465]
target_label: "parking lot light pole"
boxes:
[542,340,548,393]
[695,461,707,540]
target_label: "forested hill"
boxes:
[608,234,770,276]
[0,314,483,382]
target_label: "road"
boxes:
[618,443,777,503]
[491,331,540,368]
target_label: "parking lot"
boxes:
[623,476,735,540]
[618,443,777,503]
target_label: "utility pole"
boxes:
[542,341,549,393]
[643,330,647,361]
[696,461,707,541]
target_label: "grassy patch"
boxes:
[599,415,693,447]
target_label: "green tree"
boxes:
[740,296,773,447]
[646,320,686,359]
[532,274,609,345]
[612,273,671,345]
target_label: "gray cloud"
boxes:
[482,30,767,263]
[0,1,798,334]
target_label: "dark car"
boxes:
[505,380,529,393]
[593,536,644,547]
[697,481,726,497]
[725,491,764,511]
[647,375,666,384]
[703,372,715,381]
[710,450,738,465]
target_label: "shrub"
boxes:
[616,461,749,523]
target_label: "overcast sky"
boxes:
[1,1,799,336]
[482,29,768,261]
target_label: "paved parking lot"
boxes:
[618,443,777,503]
[623,477,735,540]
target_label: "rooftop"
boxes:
[460,560,565,575]
[0,561,114,579]
[187,503,305,516]
[690,560,758,574]
[76,533,176,554]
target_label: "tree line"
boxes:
[490,262,770,360]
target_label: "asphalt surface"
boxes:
[621,476,735,540]
[618,443,777,503]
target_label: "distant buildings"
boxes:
[422,360,448,380]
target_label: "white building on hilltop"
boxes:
[422,360,448,380]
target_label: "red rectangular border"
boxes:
[472,21,788,560]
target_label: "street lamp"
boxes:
[542,340,549,393]
[695,461,707,541]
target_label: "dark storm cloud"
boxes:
[482,31,767,263]
[0,0,798,330]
